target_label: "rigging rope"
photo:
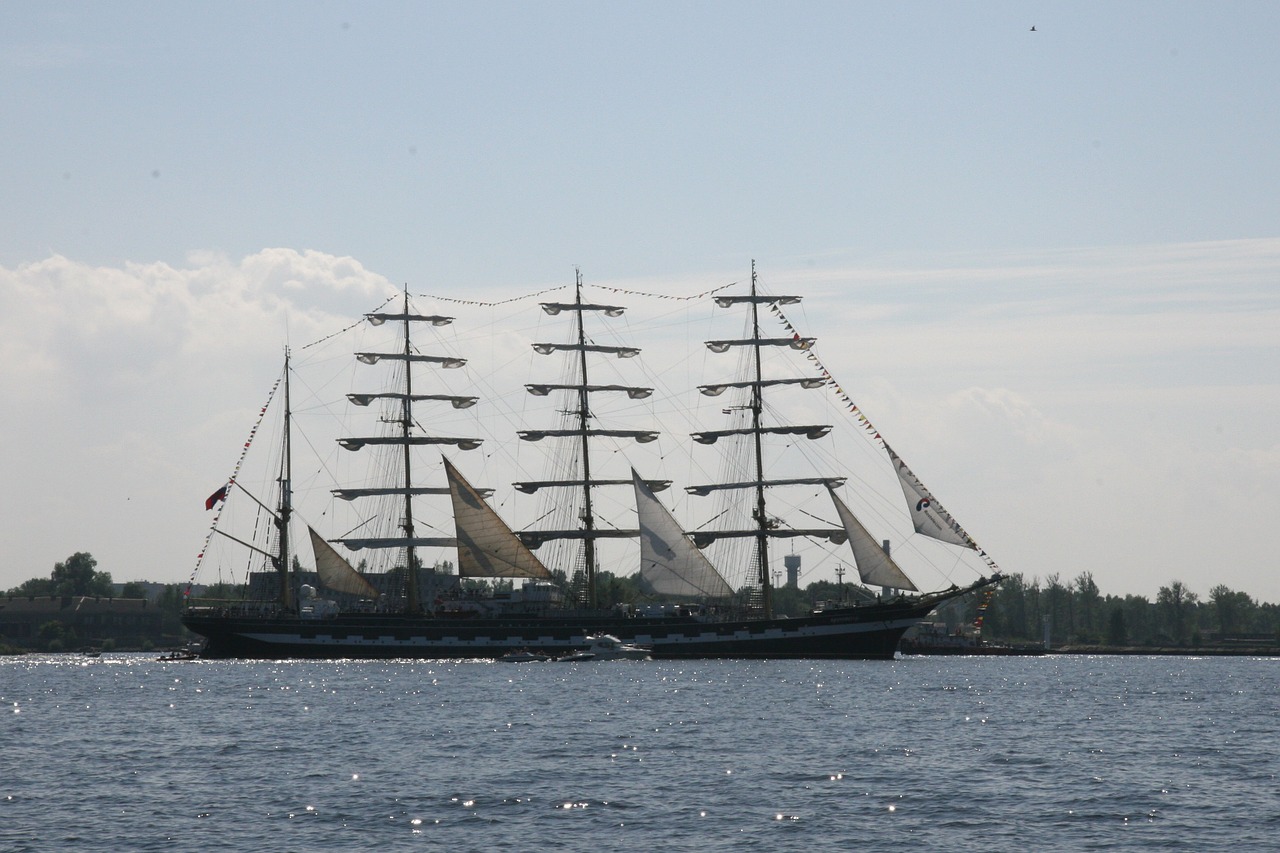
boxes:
[299,293,397,350]
[766,301,1001,576]
[187,369,284,595]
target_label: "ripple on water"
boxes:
[1,655,1276,852]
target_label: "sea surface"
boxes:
[2,653,1277,852]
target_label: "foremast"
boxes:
[690,262,843,617]
[334,286,482,613]
[516,269,664,608]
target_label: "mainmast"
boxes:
[517,269,665,608]
[690,261,845,617]
[747,263,772,614]
[572,272,600,605]
[335,286,482,613]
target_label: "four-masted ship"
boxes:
[183,269,1000,659]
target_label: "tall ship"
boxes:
[183,268,1001,659]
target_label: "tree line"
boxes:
[7,554,1279,651]
[969,571,1280,647]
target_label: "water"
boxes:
[2,654,1277,852]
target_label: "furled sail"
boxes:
[348,392,477,409]
[527,383,652,399]
[698,377,825,396]
[355,352,466,368]
[532,342,639,358]
[691,424,831,444]
[705,337,813,353]
[308,526,380,599]
[365,312,453,327]
[339,435,482,451]
[884,443,976,550]
[541,302,626,317]
[444,458,552,579]
[633,470,733,599]
[515,477,670,494]
[826,487,918,592]
[518,427,658,443]
[685,476,845,496]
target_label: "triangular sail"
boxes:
[444,458,552,579]
[884,443,976,550]
[633,469,733,599]
[308,526,380,598]
[826,488,918,592]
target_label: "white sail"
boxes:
[633,469,734,599]
[884,443,976,550]
[444,458,552,579]
[308,526,380,598]
[826,488,918,592]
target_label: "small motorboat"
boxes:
[555,650,597,662]
[499,649,551,663]
[583,634,650,660]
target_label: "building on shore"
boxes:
[0,595,163,648]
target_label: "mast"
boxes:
[398,288,421,613]
[572,272,600,607]
[518,269,660,608]
[277,348,294,612]
[748,262,772,616]
[336,286,482,612]
[689,262,845,616]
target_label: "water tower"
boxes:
[784,553,801,588]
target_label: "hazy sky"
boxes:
[3,2,1278,603]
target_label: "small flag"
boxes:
[205,484,229,510]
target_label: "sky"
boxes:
[3,2,1278,604]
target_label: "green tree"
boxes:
[1044,573,1068,645]
[52,552,113,597]
[38,620,76,652]
[595,571,642,608]
[1073,571,1101,642]
[770,584,809,617]
[1120,594,1155,645]
[1157,580,1198,644]
[1106,605,1128,646]
[805,580,864,606]
[982,573,1027,639]
[120,582,148,599]
[6,576,54,597]
[1209,584,1255,636]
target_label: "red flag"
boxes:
[205,484,229,510]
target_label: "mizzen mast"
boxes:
[276,348,294,612]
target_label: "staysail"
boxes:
[884,442,975,550]
[443,458,552,579]
[308,526,380,598]
[633,469,734,599]
[826,487,918,592]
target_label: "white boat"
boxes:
[583,634,651,660]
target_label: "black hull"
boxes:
[184,582,992,661]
